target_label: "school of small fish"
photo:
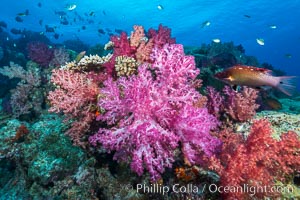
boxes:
[0,2,292,61]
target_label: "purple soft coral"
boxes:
[27,42,54,67]
[206,86,259,122]
[89,44,220,181]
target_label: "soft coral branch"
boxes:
[0,62,41,117]
[48,69,98,147]
[206,86,259,122]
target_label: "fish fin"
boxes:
[232,85,239,91]
[276,76,298,96]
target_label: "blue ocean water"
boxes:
[1,0,300,88]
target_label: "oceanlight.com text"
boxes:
[208,184,294,196]
[135,183,294,196]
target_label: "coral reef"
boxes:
[0,114,90,199]
[1,24,299,200]
[0,114,154,199]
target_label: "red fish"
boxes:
[214,65,297,96]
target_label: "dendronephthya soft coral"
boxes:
[89,44,221,181]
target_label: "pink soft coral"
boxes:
[223,86,259,121]
[130,25,145,47]
[48,69,98,147]
[108,24,176,65]
[148,24,176,48]
[111,32,136,57]
[206,86,224,118]
[89,44,220,181]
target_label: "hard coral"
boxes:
[115,56,138,77]
[63,54,112,73]
[89,44,220,181]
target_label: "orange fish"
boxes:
[95,110,100,117]
[214,65,297,96]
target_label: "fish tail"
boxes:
[276,76,298,96]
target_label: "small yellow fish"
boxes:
[75,51,86,62]
[256,38,265,45]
